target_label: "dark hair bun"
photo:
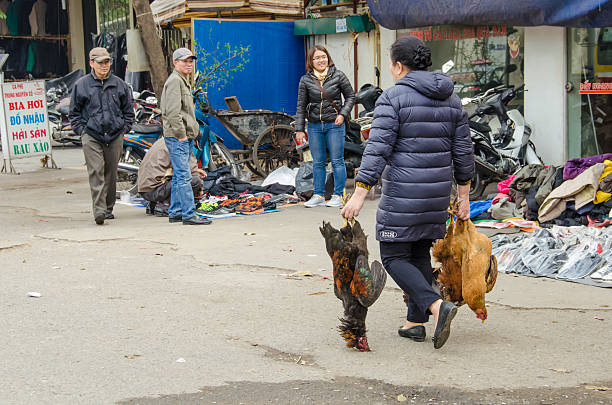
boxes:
[390,36,432,71]
[412,45,432,70]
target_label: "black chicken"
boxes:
[320,220,387,351]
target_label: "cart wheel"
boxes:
[252,124,300,177]
[210,141,241,178]
[243,145,260,176]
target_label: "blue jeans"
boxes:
[308,122,346,196]
[164,137,195,219]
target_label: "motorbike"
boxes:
[117,87,240,194]
[461,84,543,199]
[46,69,85,146]
[343,83,383,177]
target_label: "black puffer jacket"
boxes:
[295,66,355,132]
[69,73,134,144]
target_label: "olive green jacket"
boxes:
[160,70,199,140]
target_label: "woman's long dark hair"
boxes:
[390,36,432,71]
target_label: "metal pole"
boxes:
[0,71,16,174]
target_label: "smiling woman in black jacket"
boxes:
[295,45,355,208]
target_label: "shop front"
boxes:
[0,0,71,81]
[567,27,612,158]
[396,25,525,105]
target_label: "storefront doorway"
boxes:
[567,27,612,158]
[397,25,525,111]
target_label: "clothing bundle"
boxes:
[203,166,295,198]
[474,156,612,227]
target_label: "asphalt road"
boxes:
[0,146,611,404]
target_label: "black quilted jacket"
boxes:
[295,66,355,132]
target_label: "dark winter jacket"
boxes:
[69,72,134,144]
[355,70,474,242]
[295,66,355,131]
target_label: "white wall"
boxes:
[379,26,395,90]
[314,31,377,118]
[524,26,567,166]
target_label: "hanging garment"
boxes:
[29,0,46,36]
[26,40,38,72]
[6,0,22,35]
[18,0,36,35]
[45,0,67,35]
[0,0,10,35]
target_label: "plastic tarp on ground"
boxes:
[367,0,612,29]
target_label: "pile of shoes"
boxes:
[195,193,298,218]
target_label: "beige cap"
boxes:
[173,47,197,61]
[89,47,111,62]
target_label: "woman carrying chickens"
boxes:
[295,45,355,208]
[341,36,474,349]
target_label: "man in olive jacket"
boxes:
[160,48,210,225]
[69,47,134,225]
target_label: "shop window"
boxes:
[567,27,612,158]
[397,25,524,110]
[0,0,70,80]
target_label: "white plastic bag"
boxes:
[261,166,299,187]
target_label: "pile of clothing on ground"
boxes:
[491,226,612,287]
[150,165,300,218]
[472,153,612,228]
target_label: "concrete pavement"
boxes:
[0,146,611,404]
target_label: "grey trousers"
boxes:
[82,133,124,216]
[140,175,203,204]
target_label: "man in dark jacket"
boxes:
[342,37,474,350]
[69,47,134,225]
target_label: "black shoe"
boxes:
[183,216,212,225]
[105,213,115,220]
[94,213,105,225]
[398,325,426,342]
[154,206,169,217]
[432,301,457,349]
[169,215,182,223]
[146,203,156,215]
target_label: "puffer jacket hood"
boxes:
[397,70,454,101]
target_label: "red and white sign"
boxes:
[1,80,52,159]
[579,81,612,94]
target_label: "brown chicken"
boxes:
[320,220,387,351]
[432,206,498,321]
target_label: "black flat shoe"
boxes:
[398,325,426,342]
[94,213,105,225]
[432,301,457,349]
[169,215,182,223]
[105,213,114,220]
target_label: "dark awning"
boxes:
[366,0,612,29]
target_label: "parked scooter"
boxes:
[344,83,383,177]
[46,69,85,146]
[117,87,240,194]
[461,84,543,199]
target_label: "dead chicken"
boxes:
[320,220,387,351]
[432,204,498,322]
